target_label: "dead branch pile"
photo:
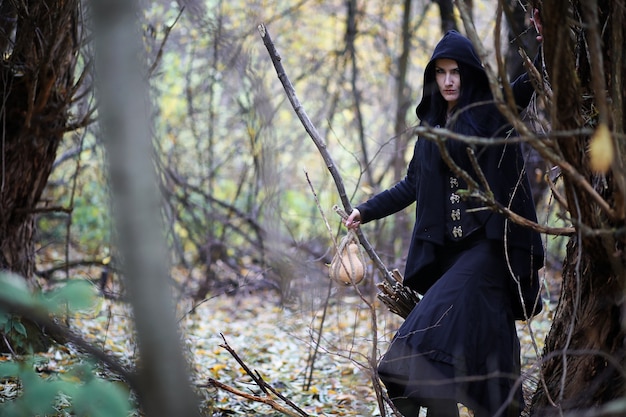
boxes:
[375,269,421,319]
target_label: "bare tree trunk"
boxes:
[91,0,200,416]
[530,0,626,414]
[345,0,374,188]
[434,0,472,34]
[434,0,458,33]
[0,2,77,280]
[0,1,79,352]
[391,0,415,261]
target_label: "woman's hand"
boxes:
[344,208,361,229]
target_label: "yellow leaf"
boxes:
[589,124,613,173]
[211,363,227,374]
[174,223,189,239]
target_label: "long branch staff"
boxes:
[256,23,395,286]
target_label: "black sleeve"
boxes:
[357,143,419,223]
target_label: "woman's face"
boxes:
[434,58,460,110]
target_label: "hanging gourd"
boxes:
[329,229,366,285]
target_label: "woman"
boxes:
[344,29,544,417]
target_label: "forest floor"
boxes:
[63,278,556,417]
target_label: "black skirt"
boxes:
[377,237,523,417]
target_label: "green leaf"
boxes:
[12,320,27,336]
[0,359,132,417]
[0,313,8,327]
[3,319,12,334]
[42,280,97,313]
[0,272,34,307]
[72,378,132,417]
[20,370,64,415]
[0,361,21,378]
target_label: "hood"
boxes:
[416,30,487,120]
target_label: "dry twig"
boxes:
[199,334,310,417]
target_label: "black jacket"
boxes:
[357,31,544,293]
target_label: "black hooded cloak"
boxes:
[357,31,544,416]
[356,30,543,295]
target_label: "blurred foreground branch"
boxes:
[92,1,200,415]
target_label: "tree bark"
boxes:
[0,1,78,280]
[530,0,626,414]
[435,0,458,33]
[0,1,79,352]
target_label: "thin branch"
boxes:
[211,334,310,417]
[52,141,98,169]
[16,205,72,215]
[544,181,572,241]
[203,378,306,417]
[36,258,112,279]
[218,333,269,395]
[147,7,184,76]
[301,170,334,392]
